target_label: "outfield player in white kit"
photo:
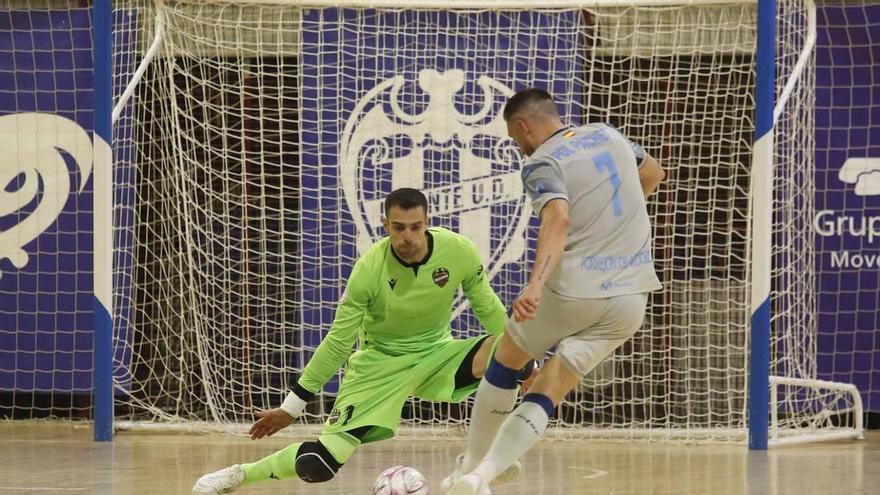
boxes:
[445,88,666,495]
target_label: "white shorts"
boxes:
[507,289,648,378]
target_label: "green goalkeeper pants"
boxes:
[242,335,491,484]
[321,335,487,444]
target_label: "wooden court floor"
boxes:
[1,423,878,495]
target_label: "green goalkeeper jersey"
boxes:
[298,227,507,394]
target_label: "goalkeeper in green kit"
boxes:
[193,188,529,494]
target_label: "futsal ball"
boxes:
[373,466,429,495]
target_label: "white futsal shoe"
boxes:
[192,464,245,494]
[441,454,520,493]
[448,473,491,495]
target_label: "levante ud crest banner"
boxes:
[297,9,584,388]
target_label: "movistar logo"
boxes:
[813,156,880,270]
[839,157,880,196]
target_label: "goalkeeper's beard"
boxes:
[392,240,426,263]
[395,242,416,260]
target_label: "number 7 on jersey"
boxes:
[593,151,623,217]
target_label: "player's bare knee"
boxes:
[295,440,343,483]
[495,333,532,369]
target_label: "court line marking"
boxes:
[568,466,609,479]
[0,488,87,492]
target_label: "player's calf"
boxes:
[194,438,347,494]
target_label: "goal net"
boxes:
[94,0,862,443]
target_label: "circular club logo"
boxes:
[339,69,531,296]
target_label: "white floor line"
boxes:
[568,466,609,479]
[0,488,87,492]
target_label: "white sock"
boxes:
[471,400,549,482]
[461,379,519,473]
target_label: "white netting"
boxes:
[97,0,862,444]
[0,0,147,420]
[809,0,880,435]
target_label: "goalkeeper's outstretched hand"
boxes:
[249,408,295,440]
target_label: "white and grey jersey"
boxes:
[521,123,661,298]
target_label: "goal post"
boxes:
[83,0,864,444]
[93,0,114,443]
[749,0,776,451]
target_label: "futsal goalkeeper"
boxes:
[193,187,529,494]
